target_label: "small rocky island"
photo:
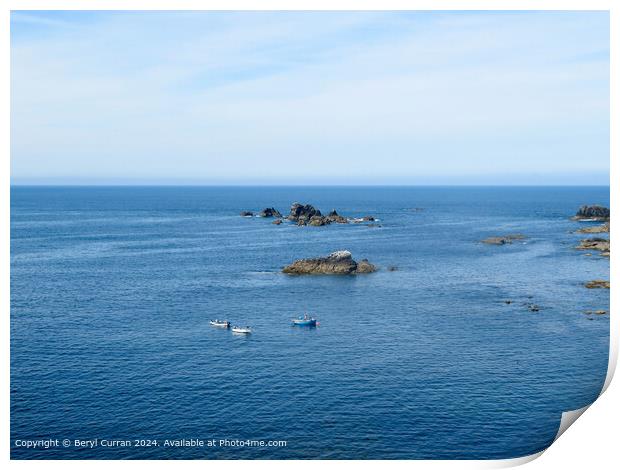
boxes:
[573,204,610,221]
[282,250,377,275]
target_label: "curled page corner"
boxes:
[490,405,594,469]
[601,344,617,395]
[492,450,545,468]
[554,404,591,442]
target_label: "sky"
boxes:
[10,11,610,185]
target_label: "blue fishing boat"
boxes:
[292,314,317,327]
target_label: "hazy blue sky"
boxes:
[11,11,609,185]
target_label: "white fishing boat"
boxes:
[231,326,252,334]
[209,319,230,328]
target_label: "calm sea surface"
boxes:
[10,186,610,459]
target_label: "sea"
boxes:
[10,186,610,460]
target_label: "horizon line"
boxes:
[9,183,611,188]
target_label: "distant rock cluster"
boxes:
[573,205,610,299]
[240,202,377,227]
[571,205,610,258]
[288,203,352,226]
[481,203,609,315]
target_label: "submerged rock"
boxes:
[576,222,609,234]
[240,211,254,217]
[576,237,610,256]
[282,250,377,275]
[481,234,526,245]
[585,280,610,289]
[272,219,282,225]
[573,205,610,221]
[584,310,608,315]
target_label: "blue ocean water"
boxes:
[10,186,609,460]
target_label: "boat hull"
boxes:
[292,319,317,327]
[232,328,251,334]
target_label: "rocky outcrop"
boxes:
[326,210,348,224]
[576,222,610,234]
[290,204,353,226]
[481,234,526,245]
[585,280,610,289]
[355,259,376,273]
[240,211,254,217]
[288,203,321,222]
[577,237,610,256]
[306,215,327,226]
[282,250,377,275]
[258,207,282,218]
[584,310,608,315]
[573,205,610,221]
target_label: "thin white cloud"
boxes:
[10,11,609,184]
